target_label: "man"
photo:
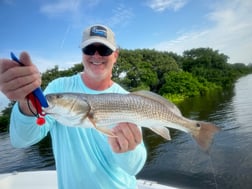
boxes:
[0,24,147,189]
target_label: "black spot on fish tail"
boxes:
[196,123,201,127]
[192,121,221,151]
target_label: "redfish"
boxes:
[44,91,221,151]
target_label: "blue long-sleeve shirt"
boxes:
[10,74,147,189]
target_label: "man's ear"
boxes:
[113,49,119,65]
[114,49,119,58]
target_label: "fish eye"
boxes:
[56,94,63,99]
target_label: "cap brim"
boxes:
[80,38,116,51]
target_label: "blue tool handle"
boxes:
[10,52,49,108]
[33,88,49,108]
[10,52,24,65]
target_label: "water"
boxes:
[0,134,55,173]
[138,74,252,189]
[1,74,252,189]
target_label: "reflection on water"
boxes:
[0,134,55,174]
[138,74,252,189]
[1,74,252,189]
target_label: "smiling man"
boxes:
[0,24,147,189]
[81,25,118,90]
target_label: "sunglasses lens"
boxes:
[82,45,113,56]
[98,45,113,56]
[82,45,96,55]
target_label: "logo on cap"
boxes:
[90,26,107,38]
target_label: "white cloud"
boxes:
[2,0,14,5]
[40,0,78,16]
[106,4,134,27]
[146,0,188,12]
[40,0,100,17]
[40,1,133,29]
[154,0,252,64]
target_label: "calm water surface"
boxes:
[1,74,252,189]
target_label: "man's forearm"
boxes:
[18,99,37,116]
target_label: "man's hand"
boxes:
[108,123,142,153]
[0,52,41,115]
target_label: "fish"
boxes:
[44,91,221,151]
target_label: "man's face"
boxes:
[82,43,118,80]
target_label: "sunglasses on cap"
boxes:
[82,44,114,56]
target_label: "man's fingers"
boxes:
[108,137,120,153]
[128,123,142,144]
[19,52,33,66]
[0,52,42,102]
[116,129,130,152]
[108,123,143,153]
[4,80,40,100]
[116,123,135,148]
[0,59,18,74]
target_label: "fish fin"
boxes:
[95,126,117,138]
[149,126,171,140]
[132,90,182,116]
[192,121,221,151]
[88,114,116,138]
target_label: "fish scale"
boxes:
[44,91,221,151]
[88,95,166,125]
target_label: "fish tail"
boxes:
[192,122,221,151]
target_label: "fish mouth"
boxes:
[43,105,56,115]
[43,110,57,117]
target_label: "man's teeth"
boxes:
[92,61,103,65]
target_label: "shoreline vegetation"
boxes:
[1,47,252,132]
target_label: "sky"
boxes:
[0,0,252,110]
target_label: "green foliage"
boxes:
[41,64,83,89]
[0,102,12,132]
[0,115,10,132]
[159,71,221,98]
[162,93,186,104]
[181,47,251,88]
[114,49,179,92]
[1,47,252,130]
[182,47,229,71]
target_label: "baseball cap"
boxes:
[80,24,117,51]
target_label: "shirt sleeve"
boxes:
[95,130,147,176]
[10,103,54,148]
[9,76,67,148]
[112,141,147,175]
